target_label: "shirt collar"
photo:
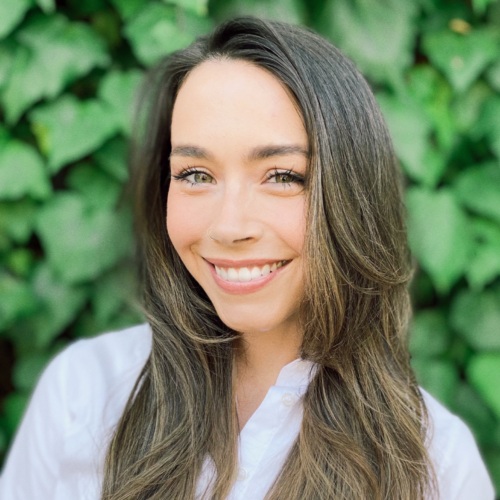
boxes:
[274,358,317,389]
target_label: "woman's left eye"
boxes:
[267,169,304,185]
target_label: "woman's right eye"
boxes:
[172,169,214,185]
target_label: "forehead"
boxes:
[171,59,307,148]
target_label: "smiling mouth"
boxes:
[213,260,289,283]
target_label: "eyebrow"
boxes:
[170,144,309,161]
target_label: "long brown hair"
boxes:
[102,17,436,499]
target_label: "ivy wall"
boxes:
[0,0,499,493]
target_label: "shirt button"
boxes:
[281,392,295,407]
[237,467,248,481]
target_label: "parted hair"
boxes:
[102,17,436,499]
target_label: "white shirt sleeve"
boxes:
[0,348,71,499]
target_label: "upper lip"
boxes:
[204,258,289,268]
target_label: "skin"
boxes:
[167,59,309,427]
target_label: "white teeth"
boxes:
[216,266,227,280]
[214,261,287,282]
[238,267,252,282]
[251,267,262,280]
[227,268,239,281]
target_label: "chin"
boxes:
[215,307,299,337]
[217,315,269,334]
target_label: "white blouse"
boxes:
[0,324,495,499]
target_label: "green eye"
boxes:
[275,173,295,183]
[193,172,212,183]
[172,169,214,185]
[268,169,305,186]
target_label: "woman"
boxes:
[0,17,494,500]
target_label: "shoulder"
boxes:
[19,323,153,439]
[422,389,496,500]
[48,323,152,422]
[55,322,152,384]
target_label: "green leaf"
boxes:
[377,94,431,182]
[377,85,450,187]
[451,383,497,447]
[36,192,132,283]
[0,126,8,146]
[0,139,51,200]
[409,309,451,357]
[124,3,211,66]
[406,188,473,294]
[212,0,305,24]
[63,0,106,15]
[66,162,122,209]
[4,248,33,276]
[0,200,38,247]
[34,0,55,13]
[477,95,500,159]
[452,82,492,133]
[484,451,500,500]
[378,94,444,186]
[423,29,499,93]
[98,69,143,136]
[1,14,109,123]
[2,393,29,438]
[0,273,38,330]
[412,358,459,408]
[468,354,500,419]
[109,0,144,20]
[5,248,36,278]
[472,0,498,15]
[73,306,142,339]
[318,0,418,84]
[486,60,500,92]
[451,286,500,350]
[1,46,33,123]
[0,41,15,92]
[467,245,500,290]
[91,265,137,324]
[30,95,119,173]
[94,137,128,182]
[454,162,500,223]
[165,0,208,16]
[405,65,456,152]
[24,263,87,348]
[466,219,500,289]
[12,352,52,391]
[0,0,31,40]
[0,425,6,455]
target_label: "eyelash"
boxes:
[171,167,305,186]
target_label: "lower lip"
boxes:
[208,262,289,294]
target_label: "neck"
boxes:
[235,325,302,382]
[233,325,302,429]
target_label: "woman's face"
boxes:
[167,59,308,338]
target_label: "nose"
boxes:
[207,184,263,245]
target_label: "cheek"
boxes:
[166,190,203,254]
[273,199,306,254]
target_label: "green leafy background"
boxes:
[0,0,499,493]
